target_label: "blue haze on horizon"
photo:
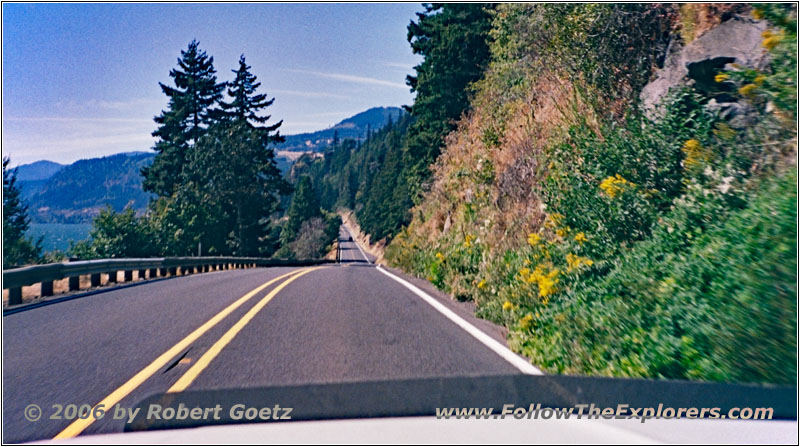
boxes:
[2,3,423,166]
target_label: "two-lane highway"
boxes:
[3,226,535,443]
[337,225,375,263]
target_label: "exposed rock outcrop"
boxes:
[641,16,768,113]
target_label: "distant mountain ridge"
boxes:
[22,152,154,223]
[15,107,401,223]
[15,160,64,181]
[276,106,404,152]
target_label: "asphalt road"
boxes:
[2,226,532,443]
[337,225,376,263]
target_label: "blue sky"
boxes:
[2,3,423,165]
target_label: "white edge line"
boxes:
[375,265,543,375]
[344,225,371,264]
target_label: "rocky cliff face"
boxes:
[641,16,768,115]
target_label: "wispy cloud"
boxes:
[272,89,352,100]
[2,113,156,164]
[3,116,152,124]
[384,62,414,70]
[286,69,408,90]
[53,97,163,113]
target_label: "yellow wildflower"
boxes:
[502,300,513,311]
[555,226,570,238]
[477,279,487,289]
[566,253,594,273]
[714,73,729,83]
[681,139,711,168]
[752,9,763,19]
[435,252,444,261]
[762,30,783,50]
[464,234,475,247]
[738,83,757,96]
[763,35,781,50]
[754,75,767,86]
[527,233,541,246]
[519,313,534,330]
[574,232,587,244]
[538,270,559,298]
[599,174,634,198]
[544,212,564,229]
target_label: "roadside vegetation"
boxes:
[386,4,797,384]
[3,157,44,268]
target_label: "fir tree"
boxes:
[281,176,321,244]
[3,157,42,268]
[142,40,226,196]
[405,4,493,192]
[192,120,289,256]
[220,55,284,146]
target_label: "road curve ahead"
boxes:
[3,226,534,443]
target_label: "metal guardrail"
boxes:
[3,257,335,307]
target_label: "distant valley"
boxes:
[15,106,403,226]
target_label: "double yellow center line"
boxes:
[54,267,322,439]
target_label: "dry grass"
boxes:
[679,3,752,43]
[339,210,387,264]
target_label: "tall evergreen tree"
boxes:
[220,55,285,146]
[192,120,289,255]
[142,40,226,196]
[405,3,494,192]
[3,157,42,268]
[281,176,321,244]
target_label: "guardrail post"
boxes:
[91,273,101,287]
[149,268,158,278]
[138,269,147,280]
[124,270,133,282]
[108,271,118,283]
[68,276,80,291]
[41,280,54,297]
[159,267,168,276]
[9,287,22,306]
[169,267,177,276]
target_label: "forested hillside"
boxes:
[24,152,154,223]
[303,4,797,384]
[277,106,403,153]
[294,4,494,242]
[290,114,412,241]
